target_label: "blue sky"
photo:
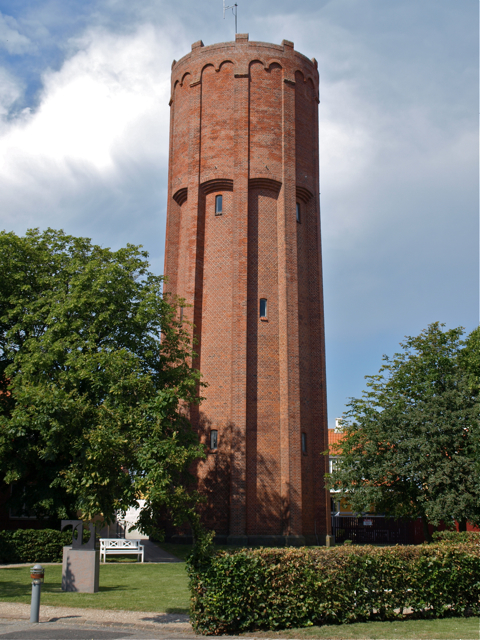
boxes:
[0,0,478,427]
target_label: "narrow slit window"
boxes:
[215,194,223,215]
[259,298,267,318]
[179,306,184,321]
[210,430,218,450]
[296,202,300,223]
[301,432,307,454]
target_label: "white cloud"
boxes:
[319,78,376,203]
[0,12,34,55]
[1,25,172,172]
[0,23,185,234]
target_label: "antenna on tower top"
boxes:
[223,0,238,35]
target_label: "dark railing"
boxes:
[332,515,412,545]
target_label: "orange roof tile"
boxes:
[328,430,344,446]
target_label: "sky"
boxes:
[0,0,478,428]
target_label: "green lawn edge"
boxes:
[243,617,480,640]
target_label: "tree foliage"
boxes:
[327,323,480,540]
[0,228,205,535]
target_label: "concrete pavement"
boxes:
[0,618,194,639]
[0,604,259,640]
[140,541,182,564]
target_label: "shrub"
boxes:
[0,528,91,564]
[188,544,480,635]
[432,530,480,544]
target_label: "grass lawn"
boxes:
[0,563,190,614]
[246,617,480,639]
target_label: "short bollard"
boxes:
[29,564,44,623]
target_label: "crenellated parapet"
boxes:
[170,35,319,99]
[167,34,320,201]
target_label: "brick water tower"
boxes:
[164,34,330,545]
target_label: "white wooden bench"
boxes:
[99,538,145,563]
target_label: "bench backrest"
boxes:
[100,539,141,550]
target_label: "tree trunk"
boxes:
[458,519,467,532]
[421,513,432,543]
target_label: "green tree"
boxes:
[460,325,480,389]
[327,323,480,542]
[0,228,205,536]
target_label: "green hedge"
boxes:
[189,544,480,634]
[0,529,89,564]
[433,530,480,543]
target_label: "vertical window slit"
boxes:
[301,432,307,454]
[210,430,218,450]
[259,298,267,318]
[215,194,223,215]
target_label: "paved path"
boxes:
[0,604,259,639]
[0,603,195,639]
[142,541,182,563]
[0,618,197,639]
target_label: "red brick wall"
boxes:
[200,64,235,181]
[250,62,283,180]
[195,188,234,533]
[164,35,329,542]
[247,186,282,535]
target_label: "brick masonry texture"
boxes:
[164,35,330,543]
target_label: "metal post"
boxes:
[29,564,44,623]
[223,0,238,36]
[30,581,41,622]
